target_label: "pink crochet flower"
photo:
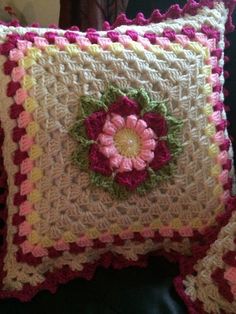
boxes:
[83,96,172,190]
[98,114,156,173]
[71,87,183,195]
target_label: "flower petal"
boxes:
[150,140,171,170]
[103,120,117,135]
[126,115,138,129]
[110,154,123,169]
[89,144,112,176]
[118,157,133,172]
[140,149,154,162]
[135,119,147,134]
[140,128,155,140]
[84,111,107,140]
[109,96,141,117]
[115,169,148,190]
[132,157,146,171]
[99,144,117,158]
[143,112,168,137]
[98,134,113,146]
[142,139,156,150]
[111,114,125,129]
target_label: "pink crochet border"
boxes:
[0,0,235,302]
[5,24,232,265]
[173,2,236,314]
[174,199,236,314]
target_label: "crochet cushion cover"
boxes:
[0,0,235,301]
[175,209,236,314]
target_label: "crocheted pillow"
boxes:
[0,0,235,301]
[175,204,236,314]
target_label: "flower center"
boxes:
[114,128,141,158]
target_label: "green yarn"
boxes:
[80,96,107,117]
[70,85,184,199]
[71,145,90,171]
[69,119,94,147]
[101,85,125,106]
[132,88,150,110]
[90,172,129,200]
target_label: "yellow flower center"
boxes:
[114,128,141,158]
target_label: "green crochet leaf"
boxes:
[133,88,150,110]
[79,96,106,117]
[90,172,129,199]
[101,85,125,106]
[69,120,93,147]
[136,165,174,195]
[71,145,90,171]
[166,116,184,133]
[167,134,183,157]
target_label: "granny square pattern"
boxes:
[175,206,236,314]
[0,0,235,301]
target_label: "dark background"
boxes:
[0,1,235,313]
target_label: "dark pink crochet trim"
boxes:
[174,199,236,314]
[104,0,236,35]
[0,125,8,297]
[174,2,236,310]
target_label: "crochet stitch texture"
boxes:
[0,0,235,302]
[70,86,183,197]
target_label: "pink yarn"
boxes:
[20,158,34,175]
[107,31,120,42]
[34,37,49,48]
[219,170,230,185]
[19,134,34,152]
[18,111,32,128]
[7,81,21,97]
[159,227,174,237]
[163,28,176,41]
[0,42,16,56]
[17,40,32,52]
[86,32,100,44]
[54,37,69,48]
[19,221,32,236]
[218,151,229,165]
[98,114,156,173]
[76,236,93,247]
[54,240,69,251]
[115,169,148,190]
[32,245,48,257]
[144,32,157,44]
[11,66,26,82]
[99,233,114,243]
[14,88,28,105]
[64,31,78,43]
[20,180,33,196]
[181,26,196,39]
[19,201,33,216]
[76,37,91,49]
[214,131,226,145]
[126,30,139,41]
[20,240,34,254]
[97,38,112,49]
[3,60,17,75]
[9,49,24,62]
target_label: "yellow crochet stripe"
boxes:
[65,44,81,56]
[19,47,44,246]
[26,211,40,224]
[20,36,227,249]
[184,40,226,211]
